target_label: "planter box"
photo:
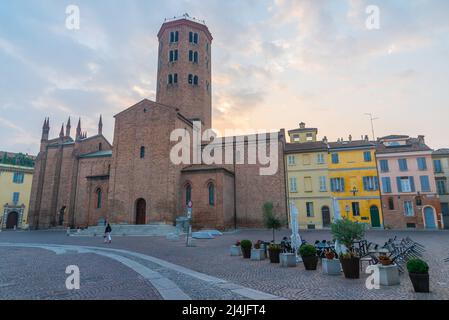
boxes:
[242,247,252,259]
[409,272,430,293]
[230,245,241,256]
[250,248,265,261]
[280,253,296,268]
[378,264,400,286]
[268,249,281,263]
[340,257,360,279]
[302,256,319,270]
[322,259,341,275]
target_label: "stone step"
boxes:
[74,224,178,237]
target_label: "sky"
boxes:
[1,0,449,155]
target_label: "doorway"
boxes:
[135,198,146,225]
[370,205,381,228]
[424,206,437,229]
[321,206,331,228]
[6,212,19,229]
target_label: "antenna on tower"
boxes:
[365,113,379,141]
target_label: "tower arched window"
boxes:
[193,51,198,64]
[96,188,102,209]
[185,184,192,205]
[140,146,145,159]
[193,33,199,44]
[188,74,193,84]
[208,183,215,206]
[193,76,199,86]
[168,74,173,84]
[189,50,193,62]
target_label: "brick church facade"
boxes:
[28,16,287,230]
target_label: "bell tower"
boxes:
[156,14,213,129]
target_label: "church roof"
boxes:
[79,150,113,159]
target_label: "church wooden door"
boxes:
[135,199,146,225]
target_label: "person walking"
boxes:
[104,223,112,244]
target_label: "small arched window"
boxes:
[188,74,193,84]
[193,76,199,86]
[208,183,215,206]
[186,184,192,205]
[140,146,145,159]
[96,188,102,209]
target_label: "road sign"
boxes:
[187,207,192,219]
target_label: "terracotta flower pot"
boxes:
[409,273,429,293]
[340,257,360,279]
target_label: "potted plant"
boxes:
[268,243,281,263]
[240,240,252,259]
[263,202,282,242]
[331,218,366,279]
[407,258,429,293]
[377,256,400,286]
[230,241,242,256]
[250,240,265,261]
[299,244,318,270]
[322,250,341,275]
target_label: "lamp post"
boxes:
[352,186,359,196]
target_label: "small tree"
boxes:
[330,218,366,253]
[263,202,282,242]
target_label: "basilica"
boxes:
[28,16,287,230]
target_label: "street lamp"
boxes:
[352,186,359,196]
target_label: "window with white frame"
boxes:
[287,155,296,166]
[404,201,414,216]
[317,153,325,164]
[290,177,297,192]
[319,176,327,192]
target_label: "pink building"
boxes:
[376,135,442,229]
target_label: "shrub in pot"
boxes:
[407,258,429,293]
[331,218,366,279]
[240,240,252,259]
[268,243,281,263]
[299,244,318,270]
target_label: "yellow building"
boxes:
[285,123,334,229]
[328,137,383,228]
[0,162,34,229]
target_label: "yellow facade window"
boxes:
[304,177,312,192]
[303,154,311,165]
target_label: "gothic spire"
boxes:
[66,117,71,137]
[59,123,64,138]
[98,115,103,135]
[76,118,82,140]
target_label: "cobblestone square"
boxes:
[0,229,448,300]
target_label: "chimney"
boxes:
[299,122,306,129]
[348,134,352,142]
[322,136,328,143]
[364,135,369,142]
[418,135,425,144]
